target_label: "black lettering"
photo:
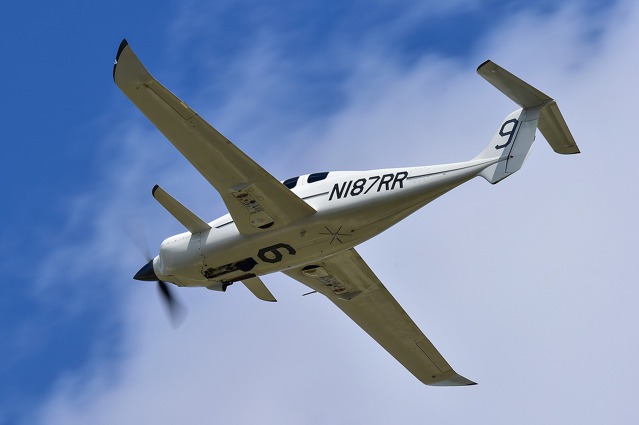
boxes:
[364,175,380,194]
[391,171,408,190]
[258,243,296,264]
[378,174,394,191]
[329,182,347,201]
[350,178,366,196]
[495,118,518,150]
[343,180,353,198]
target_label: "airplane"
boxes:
[113,39,579,386]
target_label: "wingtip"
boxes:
[476,59,493,73]
[428,372,477,387]
[113,38,129,81]
[116,38,129,61]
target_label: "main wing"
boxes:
[284,248,475,386]
[113,40,316,234]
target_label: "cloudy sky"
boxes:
[2,0,638,423]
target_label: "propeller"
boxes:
[125,219,188,327]
[157,280,187,328]
[133,256,187,328]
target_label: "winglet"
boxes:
[152,185,211,234]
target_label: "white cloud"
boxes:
[26,1,639,424]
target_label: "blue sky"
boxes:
[2,0,639,424]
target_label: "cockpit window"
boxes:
[308,172,329,183]
[283,176,299,189]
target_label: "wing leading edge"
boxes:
[113,40,316,234]
[284,248,475,386]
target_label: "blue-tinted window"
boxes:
[283,176,299,189]
[308,172,329,183]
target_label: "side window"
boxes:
[283,176,299,189]
[308,172,329,183]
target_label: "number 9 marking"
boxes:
[495,118,519,150]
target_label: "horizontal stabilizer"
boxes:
[477,60,551,108]
[477,60,580,156]
[539,101,580,154]
[152,185,211,234]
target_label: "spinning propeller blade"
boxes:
[134,259,187,328]
[156,280,187,328]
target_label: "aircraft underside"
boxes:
[117,39,579,386]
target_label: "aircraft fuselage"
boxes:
[154,159,492,288]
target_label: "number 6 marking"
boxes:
[257,243,296,264]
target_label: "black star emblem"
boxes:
[319,226,351,244]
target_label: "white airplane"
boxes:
[114,39,579,386]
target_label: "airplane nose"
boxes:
[133,259,158,281]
